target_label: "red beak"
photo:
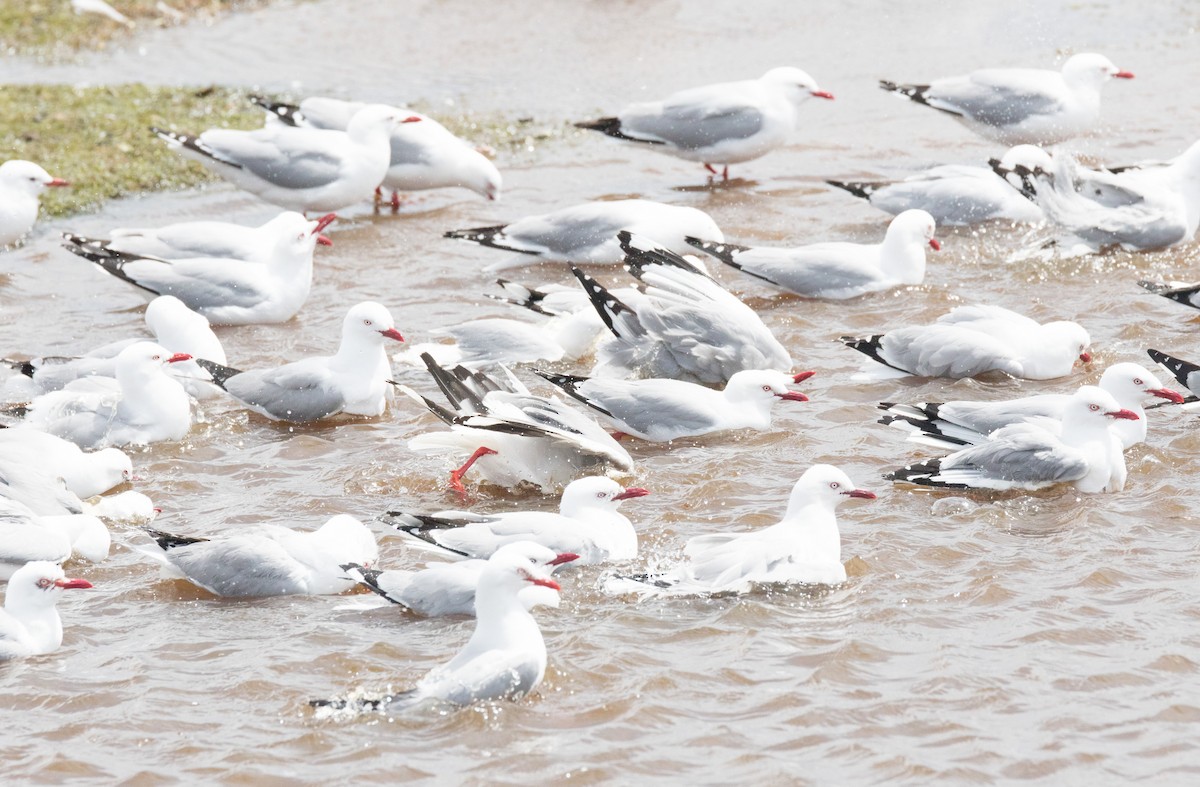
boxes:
[316,234,333,247]
[402,115,423,124]
[46,178,70,187]
[1113,71,1135,79]
[929,238,941,251]
[1079,352,1092,363]
[776,391,809,402]
[311,213,337,234]
[1148,388,1185,404]
[613,487,650,501]
[1106,409,1140,421]
[166,353,193,363]
[811,90,835,100]
[843,489,877,500]
[791,370,816,384]
[55,578,93,589]
[379,328,405,342]
[525,576,561,592]
[547,552,579,567]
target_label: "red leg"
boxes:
[449,446,498,501]
[610,431,627,441]
[373,186,383,204]
[722,166,729,181]
[704,163,718,176]
[390,190,401,210]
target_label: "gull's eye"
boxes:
[1089,404,1101,411]
[37,578,51,589]
[1133,378,1143,386]
[829,482,840,489]
[762,385,772,392]
[152,354,161,361]
[363,319,372,326]
[528,556,538,565]
[596,491,607,499]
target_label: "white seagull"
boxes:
[686,209,939,298]
[106,210,326,262]
[152,104,406,212]
[535,368,812,442]
[0,561,92,661]
[841,304,1092,381]
[827,146,1047,226]
[880,362,1182,451]
[23,341,194,450]
[61,213,334,325]
[0,428,132,498]
[605,465,875,596]
[444,199,723,273]
[253,96,502,204]
[342,541,578,617]
[0,160,69,248]
[576,67,834,180]
[887,386,1137,493]
[194,301,403,423]
[138,515,378,597]
[399,355,635,496]
[881,52,1134,145]
[311,546,561,714]
[573,232,793,384]
[384,475,648,564]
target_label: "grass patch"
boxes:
[0,83,262,217]
[0,1,266,57]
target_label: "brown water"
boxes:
[5,0,1200,783]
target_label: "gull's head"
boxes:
[1068,385,1139,428]
[762,66,834,101]
[483,541,566,603]
[1062,53,1134,85]
[348,103,422,137]
[144,295,211,336]
[1099,362,1184,406]
[344,301,404,344]
[792,464,876,511]
[724,369,810,406]
[312,515,379,568]
[1040,321,1092,366]
[0,160,69,196]
[6,561,92,611]
[116,341,192,382]
[888,209,940,251]
[560,476,649,514]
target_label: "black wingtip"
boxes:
[825,180,879,200]
[574,116,664,145]
[143,527,208,550]
[192,358,242,389]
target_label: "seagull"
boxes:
[0,160,69,248]
[605,465,874,596]
[572,232,793,384]
[138,515,378,597]
[0,561,92,661]
[1139,279,1200,312]
[575,67,834,180]
[4,295,226,401]
[311,546,561,714]
[383,476,648,563]
[0,492,109,575]
[886,386,1137,493]
[61,213,335,325]
[395,317,569,370]
[444,199,723,273]
[399,354,635,496]
[0,453,88,517]
[685,209,939,299]
[0,428,132,498]
[999,141,1200,252]
[252,96,502,204]
[826,146,1047,226]
[194,302,403,423]
[534,368,812,442]
[342,542,578,617]
[881,52,1134,145]
[105,210,326,262]
[151,104,406,212]
[841,304,1092,381]
[23,342,194,450]
[879,362,1183,451]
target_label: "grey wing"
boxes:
[389,133,434,167]
[580,380,718,436]
[511,215,625,258]
[623,102,765,149]
[167,538,307,597]
[224,362,345,422]
[931,81,1063,126]
[201,129,345,190]
[120,259,276,310]
[946,426,1089,484]
[881,326,1022,379]
[735,256,883,297]
[441,319,563,365]
[427,650,542,705]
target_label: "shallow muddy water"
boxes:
[4,0,1200,783]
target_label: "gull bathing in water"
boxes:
[0,561,92,661]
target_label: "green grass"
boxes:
[0,83,262,217]
[0,1,264,56]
